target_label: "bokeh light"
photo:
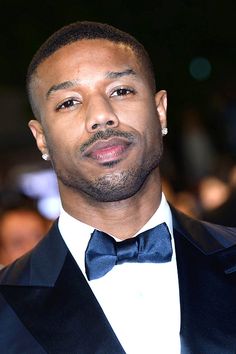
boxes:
[189,57,212,81]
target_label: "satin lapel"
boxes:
[0,223,125,354]
[0,293,47,353]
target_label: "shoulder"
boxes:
[0,252,32,285]
[171,206,236,254]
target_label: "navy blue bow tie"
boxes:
[85,222,173,280]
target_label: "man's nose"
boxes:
[85,95,119,132]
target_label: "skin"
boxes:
[29,39,167,239]
[0,210,46,265]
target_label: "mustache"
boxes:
[80,129,136,153]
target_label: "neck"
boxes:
[59,170,162,240]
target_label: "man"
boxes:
[0,21,236,354]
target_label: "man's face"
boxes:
[29,39,167,202]
[0,210,45,265]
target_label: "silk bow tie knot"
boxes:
[85,222,173,280]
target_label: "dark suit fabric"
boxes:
[1,208,236,354]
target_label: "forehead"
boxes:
[34,39,142,85]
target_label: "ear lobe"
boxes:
[28,119,47,154]
[155,90,167,129]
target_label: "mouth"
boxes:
[82,137,133,164]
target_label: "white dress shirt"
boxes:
[58,194,181,354]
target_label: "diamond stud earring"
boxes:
[42,153,49,161]
[162,127,168,136]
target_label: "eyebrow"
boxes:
[46,68,137,99]
[46,80,78,99]
[105,68,137,79]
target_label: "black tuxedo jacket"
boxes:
[1,208,236,354]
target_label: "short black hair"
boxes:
[26,21,156,119]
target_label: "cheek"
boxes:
[119,98,159,129]
[44,126,86,170]
[43,121,77,152]
[137,105,161,138]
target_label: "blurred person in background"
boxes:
[200,163,236,226]
[179,105,217,188]
[0,192,48,268]
[198,175,230,213]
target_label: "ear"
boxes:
[155,90,167,129]
[28,119,48,155]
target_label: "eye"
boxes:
[56,98,80,111]
[110,87,135,97]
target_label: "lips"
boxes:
[83,137,132,163]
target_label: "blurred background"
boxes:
[0,0,236,263]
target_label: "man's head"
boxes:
[27,21,156,120]
[27,21,167,205]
